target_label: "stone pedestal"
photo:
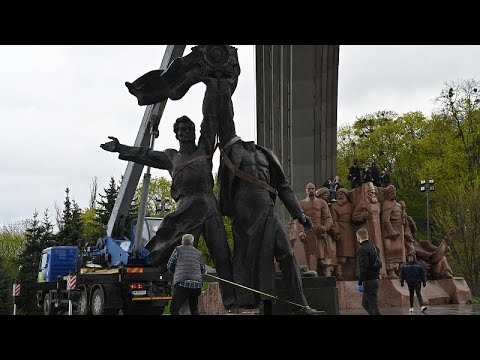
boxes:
[198,282,229,315]
[337,277,471,310]
[272,276,339,315]
[437,277,472,304]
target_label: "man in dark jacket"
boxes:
[400,251,427,313]
[167,234,206,315]
[356,227,381,315]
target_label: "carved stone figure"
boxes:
[102,76,237,310]
[351,182,387,277]
[285,218,308,268]
[330,188,356,280]
[314,187,337,276]
[400,201,454,279]
[285,219,318,277]
[379,185,405,278]
[298,183,324,274]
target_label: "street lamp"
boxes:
[154,196,171,217]
[420,179,435,242]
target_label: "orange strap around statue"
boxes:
[171,155,212,179]
[221,150,278,195]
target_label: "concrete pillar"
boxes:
[256,45,339,221]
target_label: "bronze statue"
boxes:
[314,187,337,277]
[121,45,320,314]
[102,76,237,310]
[379,185,405,278]
[330,188,356,280]
[212,60,319,314]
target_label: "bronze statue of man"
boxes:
[101,78,237,311]
[213,67,319,314]
[119,45,319,314]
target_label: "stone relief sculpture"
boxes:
[351,182,387,277]
[379,185,406,278]
[330,188,356,280]
[298,183,325,274]
[285,218,308,268]
[314,187,337,277]
[400,201,454,279]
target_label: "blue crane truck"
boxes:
[35,217,172,315]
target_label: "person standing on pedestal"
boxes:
[356,227,382,315]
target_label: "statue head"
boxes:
[336,188,349,205]
[174,116,196,144]
[385,185,396,200]
[316,187,329,202]
[305,183,316,198]
[365,182,378,204]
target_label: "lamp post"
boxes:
[420,179,435,242]
[154,196,171,217]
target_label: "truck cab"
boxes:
[38,246,79,283]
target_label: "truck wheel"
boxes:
[43,293,54,316]
[77,290,90,315]
[91,288,105,315]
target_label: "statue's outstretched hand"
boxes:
[101,136,120,152]
[298,213,313,232]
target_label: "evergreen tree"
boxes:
[40,209,55,248]
[17,210,44,314]
[96,177,119,229]
[56,188,83,246]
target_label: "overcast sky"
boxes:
[1,45,479,226]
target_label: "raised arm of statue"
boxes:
[198,78,220,155]
[101,136,172,170]
[217,77,237,149]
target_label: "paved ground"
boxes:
[340,303,480,315]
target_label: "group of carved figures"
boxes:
[286,182,455,281]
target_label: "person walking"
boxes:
[400,251,428,314]
[356,227,382,315]
[167,234,206,315]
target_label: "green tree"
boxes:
[0,221,26,279]
[17,210,45,314]
[134,176,176,217]
[0,256,13,314]
[435,79,480,174]
[56,188,83,246]
[432,175,480,294]
[96,177,119,228]
[81,208,104,245]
